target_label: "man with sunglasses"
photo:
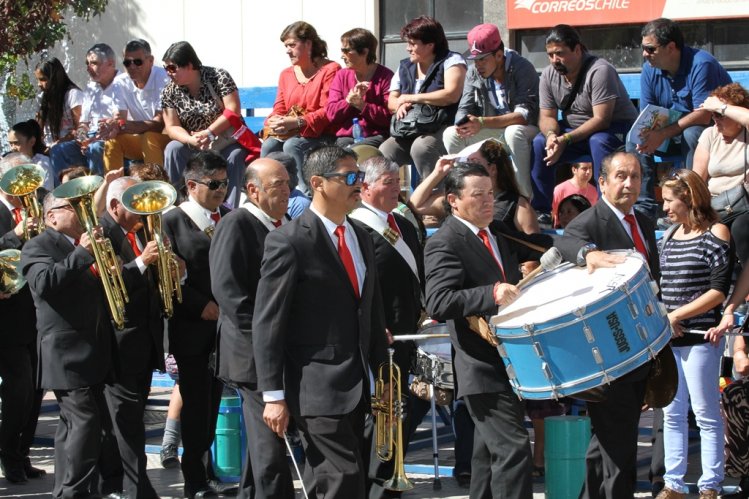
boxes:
[629,18,731,220]
[254,145,388,499]
[162,151,230,499]
[106,39,171,172]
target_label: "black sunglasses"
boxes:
[341,47,355,54]
[641,44,660,55]
[123,58,144,68]
[321,171,365,186]
[193,178,229,190]
[163,64,178,73]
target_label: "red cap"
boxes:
[467,24,502,60]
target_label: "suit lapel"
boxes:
[303,211,358,299]
[448,216,503,280]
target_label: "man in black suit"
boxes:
[0,159,45,484]
[424,162,549,499]
[20,192,115,498]
[349,155,427,498]
[163,151,230,499]
[209,158,294,499]
[99,176,164,498]
[254,145,388,499]
[557,150,660,499]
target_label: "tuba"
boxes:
[0,249,26,295]
[120,181,182,318]
[53,176,129,329]
[0,164,47,240]
[372,348,414,492]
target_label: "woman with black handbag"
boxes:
[379,16,466,181]
[695,82,749,264]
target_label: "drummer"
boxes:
[557,150,661,499]
[423,161,597,499]
[349,155,429,498]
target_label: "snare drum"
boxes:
[412,324,454,391]
[490,253,671,400]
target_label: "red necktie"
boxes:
[334,225,360,299]
[210,212,221,224]
[623,214,648,257]
[272,220,282,228]
[126,232,141,257]
[386,213,401,236]
[12,208,22,225]
[74,238,99,276]
[478,229,506,281]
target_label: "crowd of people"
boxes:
[1,12,749,499]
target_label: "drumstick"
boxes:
[391,333,450,341]
[683,328,749,337]
[516,247,562,289]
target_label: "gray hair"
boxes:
[0,152,32,177]
[106,176,137,207]
[43,192,65,216]
[87,43,116,62]
[362,156,399,184]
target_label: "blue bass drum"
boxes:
[490,252,671,400]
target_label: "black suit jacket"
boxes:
[209,207,269,386]
[100,213,164,374]
[424,215,553,398]
[20,228,114,390]
[162,205,228,356]
[0,203,36,348]
[353,211,424,335]
[253,209,388,417]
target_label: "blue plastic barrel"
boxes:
[545,415,591,499]
[212,392,245,483]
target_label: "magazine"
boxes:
[627,104,682,153]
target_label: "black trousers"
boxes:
[173,352,223,487]
[464,391,533,499]
[235,385,294,499]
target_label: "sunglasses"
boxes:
[321,171,365,186]
[711,112,727,120]
[163,64,178,73]
[192,178,229,190]
[641,44,660,55]
[49,204,73,212]
[123,58,144,68]
[341,47,355,54]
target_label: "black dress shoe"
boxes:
[455,471,471,488]
[23,459,46,479]
[160,444,179,469]
[3,466,27,484]
[184,482,218,499]
[208,479,238,496]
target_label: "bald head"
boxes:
[245,158,291,221]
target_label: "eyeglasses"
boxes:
[163,64,178,73]
[641,44,660,55]
[321,171,365,186]
[192,178,229,190]
[341,47,354,54]
[123,58,144,68]
[49,204,73,212]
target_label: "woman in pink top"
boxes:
[325,28,393,148]
[261,21,340,194]
[551,161,598,227]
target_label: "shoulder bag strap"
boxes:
[560,55,596,113]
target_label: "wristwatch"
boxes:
[718,104,728,116]
[576,243,599,266]
[206,129,217,142]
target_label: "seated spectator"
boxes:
[551,161,597,227]
[105,39,171,172]
[694,82,749,265]
[58,166,90,184]
[628,18,731,219]
[161,41,249,208]
[443,23,539,199]
[129,162,170,182]
[265,151,310,218]
[326,28,393,148]
[8,120,53,191]
[379,16,466,181]
[530,24,638,225]
[556,193,592,229]
[261,21,340,194]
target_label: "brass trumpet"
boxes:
[53,176,129,329]
[0,164,47,240]
[0,249,26,295]
[372,348,413,492]
[120,181,182,318]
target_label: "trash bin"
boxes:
[212,391,245,483]
[545,415,591,499]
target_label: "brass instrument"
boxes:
[120,181,182,318]
[372,348,413,492]
[0,249,26,295]
[0,164,47,240]
[52,176,129,329]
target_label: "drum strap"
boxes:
[179,200,214,233]
[350,207,420,280]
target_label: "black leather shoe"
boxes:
[3,466,27,484]
[208,479,238,496]
[455,471,471,488]
[184,482,218,499]
[23,459,46,479]
[160,443,179,469]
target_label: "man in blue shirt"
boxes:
[629,18,731,219]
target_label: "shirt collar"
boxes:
[187,195,219,219]
[0,195,15,213]
[452,214,484,236]
[243,201,283,229]
[310,204,351,236]
[601,195,635,221]
[361,201,388,221]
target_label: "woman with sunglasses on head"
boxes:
[695,83,749,265]
[656,169,734,499]
[160,41,248,208]
[325,28,393,148]
[261,21,340,195]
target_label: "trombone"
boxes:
[0,249,26,295]
[0,164,47,240]
[53,176,129,329]
[120,180,182,318]
[372,348,413,492]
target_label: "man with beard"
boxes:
[529,24,638,226]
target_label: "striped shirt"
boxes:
[659,229,733,347]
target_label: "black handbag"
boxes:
[711,129,749,224]
[390,58,449,139]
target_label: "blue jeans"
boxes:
[530,121,630,213]
[663,340,725,493]
[49,140,105,185]
[260,136,333,196]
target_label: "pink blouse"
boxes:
[325,65,394,138]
